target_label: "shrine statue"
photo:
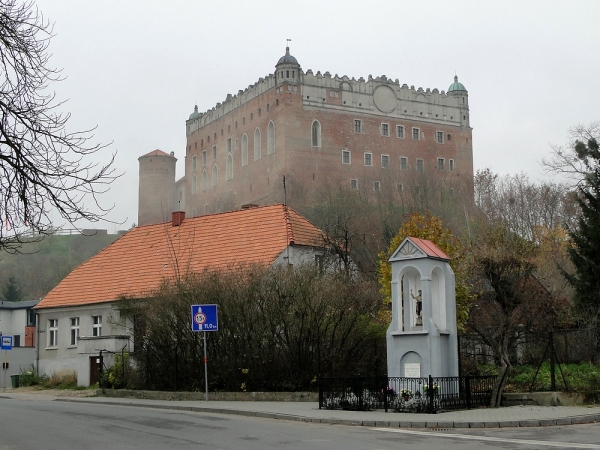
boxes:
[411,289,423,326]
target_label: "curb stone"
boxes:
[53,398,598,429]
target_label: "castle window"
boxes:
[205,204,208,213]
[449,159,455,172]
[397,125,405,139]
[194,142,197,150]
[381,154,389,168]
[412,128,420,140]
[221,129,223,136]
[276,99,279,106]
[207,136,210,143]
[254,128,261,161]
[235,138,238,150]
[243,117,245,125]
[414,185,421,194]
[292,71,295,78]
[251,113,253,120]
[258,108,261,117]
[267,104,270,112]
[226,154,233,180]
[202,170,207,190]
[364,152,372,166]
[267,121,275,155]
[342,149,350,164]
[447,134,451,141]
[354,120,362,133]
[235,121,238,129]
[400,157,408,170]
[311,120,321,147]
[202,150,207,166]
[192,155,197,170]
[350,179,358,190]
[286,70,289,78]
[242,134,248,166]
[436,131,444,144]
[214,132,217,141]
[227,138,232,153]
[228,125,230,132]
[437,158,445,170]
[416,158,424,172]
[373,181,381,191]
[212,165,218,186]
[381,123,389,137]
[212,145,217,160]
[192,174,198,194]
[397,183,404,192]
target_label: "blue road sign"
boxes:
[191,304,218,332]
[1,336,12,350]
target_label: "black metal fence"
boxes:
[318,375,496,413]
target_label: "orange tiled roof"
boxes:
[409,237,450,260]
[141,149,172,157]
[36,205,324,310]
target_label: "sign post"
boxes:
[1,336,12,392]
[191,305,218,401]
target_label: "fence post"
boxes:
[384,377,389,413]
[358,374,363,411]
[428,375,434,414]
[465,375,471,409]
[318,374,323,409]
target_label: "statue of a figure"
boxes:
[411,289,423,326]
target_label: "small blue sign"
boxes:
[1,336,12,350]
[191,304,218,332]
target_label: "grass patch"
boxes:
[505,361,600,392]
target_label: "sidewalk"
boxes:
[6,390,600,428]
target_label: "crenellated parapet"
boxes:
[186,74,277,136]
[186,47,470,136]
[300,70,469,128]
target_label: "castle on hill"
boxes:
[138,47,473,226]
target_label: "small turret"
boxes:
[275,46,301,85]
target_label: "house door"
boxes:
[90,355,103,386]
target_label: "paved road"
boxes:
[2,396,600,449]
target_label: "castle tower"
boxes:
[386,237,459,379]
[138,149,177,226]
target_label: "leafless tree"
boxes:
[542,121,600,187]
[0,0,118,252]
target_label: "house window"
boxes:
[449,159,455,172]
[242,134,248,166]
[202,150,206,166]
[400,157,408,170]
[202,170,207,190]
[70,317,79,346]
[350,179,358,190]
[373,181,381,191]
[436,131,444,144]
[267,121,275,155]
[364,153,372,166]
[397,183,404,192]
[254,128,261,160]
[354,119,362,133]
[192,155,197,170]
[397,125,405,138]
[437,158,445,170]
[227,138,232,153]
[412,127,420,140]
[381,123,389,136]
[92,316,102,337]
[342,150,351,164]
[381,154,389,168]
[48,319,58,347]
[226,154,233,180]
[311,120,321,147]
[416,159,424,172]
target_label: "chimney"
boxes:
[172,211,185,226]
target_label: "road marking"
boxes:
[371,427,600,449]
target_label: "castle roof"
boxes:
[448,75,467,92]
[276,46,299,66]
[140,149,173,158]
[36,204,325,310]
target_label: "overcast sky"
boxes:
[33,0,600,232]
